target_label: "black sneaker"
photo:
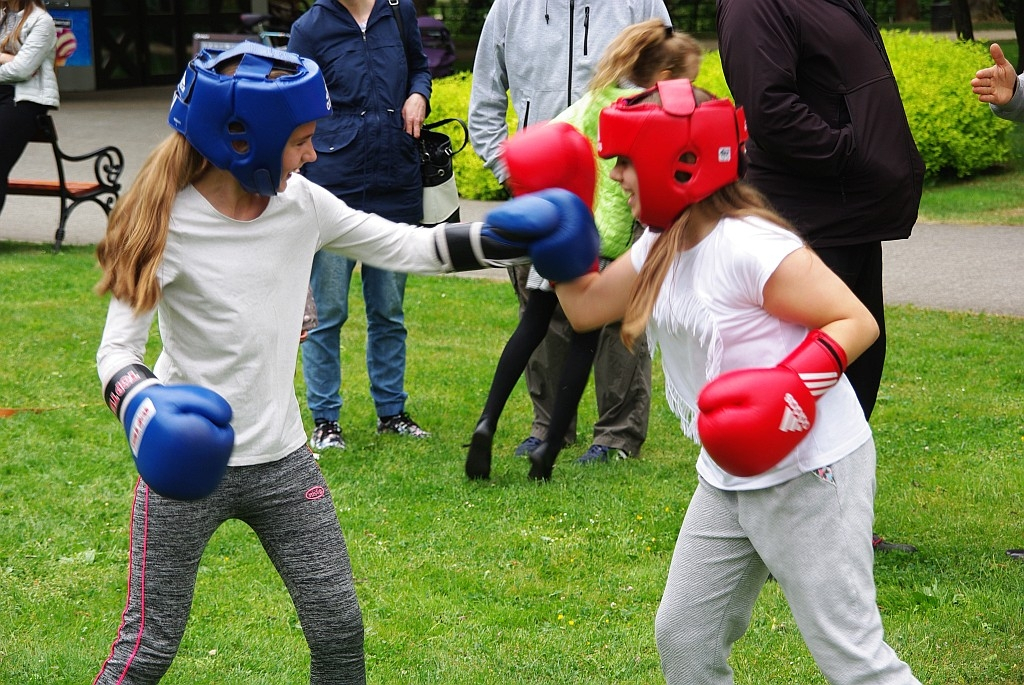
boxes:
[377,411,430,437]
[310,420,345,451]
[872,533,917,553]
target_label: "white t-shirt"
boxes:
[98,175,446,466]
[630,215,871,490]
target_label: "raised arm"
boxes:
[971,42,1024,122]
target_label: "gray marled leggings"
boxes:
[93,446,365,684]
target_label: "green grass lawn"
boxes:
[1,244,1022,684]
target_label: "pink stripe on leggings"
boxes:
[92,478,149,685]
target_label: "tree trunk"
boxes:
[1016,0,1024,72]
[952,0,976,39]
[969,0,1006,20]
[896,0,919,20]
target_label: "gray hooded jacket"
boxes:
[469,0,671,183]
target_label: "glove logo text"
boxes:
[128,397,157,456]
[778,393,811,433]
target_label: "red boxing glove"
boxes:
[696,330,848,477]
[501,121,596,209]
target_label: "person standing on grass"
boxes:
[468,0,671,467]
[0,0,58,220]
[716,0,924,554]
[971,41,1024,561]
[91,41,591,683]
[465,19,703,481]
[288,0,433,453]
[502,77,923,684]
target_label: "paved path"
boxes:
[2,85,1021,318]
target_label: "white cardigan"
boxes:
[0,8,59,108]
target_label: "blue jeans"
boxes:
[302,250,408,421]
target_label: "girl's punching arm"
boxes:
[555,253,636,333]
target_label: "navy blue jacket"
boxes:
[289,0,432,223]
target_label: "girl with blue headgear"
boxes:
[91,41,588,683]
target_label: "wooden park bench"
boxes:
[8,113,124,252]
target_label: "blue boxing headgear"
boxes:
[168,42,331,196]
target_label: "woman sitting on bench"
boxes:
[0,0,58,220]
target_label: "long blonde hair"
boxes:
[0,0,45,54]
[94,134,209,312]
[590,19,702,90]
[619,152,792,350]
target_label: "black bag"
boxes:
[419,117,467,225]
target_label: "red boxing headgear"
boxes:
[597,79,747,229]
[500,121,596,209]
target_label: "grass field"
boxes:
[1,243,1022,683]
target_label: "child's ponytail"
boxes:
[589,19,703,91]
[95,134,208,312]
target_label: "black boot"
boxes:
[465,417,495,480]
[527,440,560,481]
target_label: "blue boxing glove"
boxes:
[105,364,234,500]
[481,188,600,282]
[433,189,599,279]
[527,188,599,282]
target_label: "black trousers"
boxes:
[0,87,49,217]
[814,242,886,420]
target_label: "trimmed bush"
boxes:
[430,31,1015,200]
[884,31,1014,178]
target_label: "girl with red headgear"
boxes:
[542,79,922,683]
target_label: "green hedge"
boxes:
[428,31,1016,200]
[884,31,1015,178]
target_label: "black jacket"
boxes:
[716,0,925,247]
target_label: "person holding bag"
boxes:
[288,0,433,451]
[0,0,58,220]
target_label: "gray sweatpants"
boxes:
[655,440,921,685]
[93,447,365,685]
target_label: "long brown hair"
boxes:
[94,134,209,312]
[589,19,702,90]
[0,0,46,54]
[94,54,294,313]
[620,179,791,351]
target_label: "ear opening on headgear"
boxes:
[228,121,250,154]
